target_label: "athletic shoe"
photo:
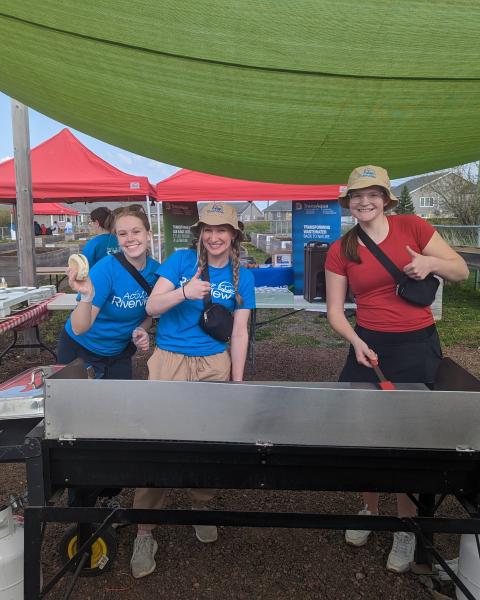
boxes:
[192,507,218,543]
[130,535,158,579]
[345,507,377,547]
[387,532,416,573]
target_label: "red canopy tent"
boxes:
[31,202,79,216]
[156,169,345,201]
[0,128,156,203]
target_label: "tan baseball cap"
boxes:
[338,165,398,211]
[191,202,244,239]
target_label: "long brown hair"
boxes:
[194,225,243,306]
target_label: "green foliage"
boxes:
[396,185,415,214]
[436,275,480,347]
[244,221,271,234]
[242,242,269,264]
[0,208,11,228]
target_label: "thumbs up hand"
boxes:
[183,267,211,300]
[403,245,433,280]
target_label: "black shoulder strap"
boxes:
[113,253,152,294]
[355,225,405,284]
[201,263,213,308]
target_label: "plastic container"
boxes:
[457,534,480,600]
[0,505,23,599]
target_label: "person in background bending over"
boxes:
[325,165,469,574]
[130,202,256,579]
[82,206,119,268]
[57,205,158,379]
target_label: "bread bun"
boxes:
[68,254,89,280]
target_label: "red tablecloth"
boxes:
[0,294,61,334]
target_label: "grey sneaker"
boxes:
[345,507,377,547]
[130,535,158,579]
[387,532,416,573]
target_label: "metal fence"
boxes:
[433,225,480,247]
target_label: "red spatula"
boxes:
[368,358,396,391]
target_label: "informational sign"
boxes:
[292,200,341,294]
[162,202,199,258]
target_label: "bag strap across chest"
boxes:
[113,253,152,295]
[356,225,406,285]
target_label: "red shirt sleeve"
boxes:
[325,240,347,276]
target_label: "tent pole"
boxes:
[156,200,162,262]
[145,196,155,258]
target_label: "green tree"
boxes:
[397,185,415,214]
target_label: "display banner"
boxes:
[292,200,341,294]
[162,202,199,258]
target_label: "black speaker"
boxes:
[304,242,329,302]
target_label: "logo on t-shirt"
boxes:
[111,290,148,309]
[211,281,234,300]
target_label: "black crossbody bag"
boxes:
[113,253,152,295]
[356,226,439,307]
[198,265,234,343]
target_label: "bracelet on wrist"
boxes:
[80,293,93,303]
[182,285,188,300]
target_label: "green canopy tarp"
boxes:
[0,1,479,183]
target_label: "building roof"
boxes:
[264,201,292,212]
[391,172,449,197]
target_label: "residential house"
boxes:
[391,172,471,218]
[263,201,292,222]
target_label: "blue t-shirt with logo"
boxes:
[155,249,255,356]
[65,254,159,355]
[82,233,119,268]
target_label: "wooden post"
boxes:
[11,99,38,354]
[11,99,36,286]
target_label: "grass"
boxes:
[436,275,480,347]
[242,242,269,264]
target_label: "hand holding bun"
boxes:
[68,254,89,280]
[67,254,94,299]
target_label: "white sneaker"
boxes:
[345,507,377,547]
[192,506,218,543]
[387,532,416,573]
[130,535,158,579]
[193,524,218,543]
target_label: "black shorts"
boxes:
[57,328,136,380]
[339,324,442,386]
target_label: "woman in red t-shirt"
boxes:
[325,165,469,573]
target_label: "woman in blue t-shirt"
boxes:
[82,206,119,268]
[130,202,256,579]
[57,205,159,379]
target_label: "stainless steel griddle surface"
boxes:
[44,378,480,451]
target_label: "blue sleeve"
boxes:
[81,238,96,267]
[89,256,114,309]
[238,268,256,310]
[157,250,186,286]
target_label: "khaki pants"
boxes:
[134,347,231,531]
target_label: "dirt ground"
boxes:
[1,311,479,600]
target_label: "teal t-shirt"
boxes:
[155,249,255,356]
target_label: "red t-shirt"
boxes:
[325,215,436,332]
